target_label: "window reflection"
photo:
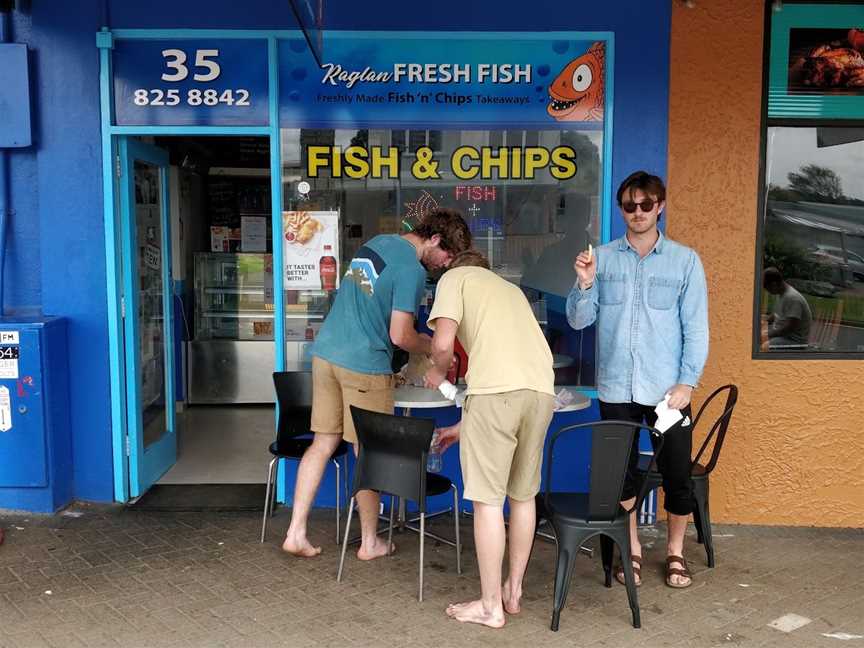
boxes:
[760,127,864,353]
[280,127,603,384]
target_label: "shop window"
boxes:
[391,129,443,153]
[281,127,603,386]
[757,127,864,354]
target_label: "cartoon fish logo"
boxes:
[547,41,605,122]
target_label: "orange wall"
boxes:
[666,1,864,526]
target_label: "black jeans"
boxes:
[599,400,694,516]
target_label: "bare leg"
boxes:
[283,433,342,557]
[666,512,691,586]
[355,488,392,560]
[501,497,535,615]
[446,502,506,628]
[352,442,393,561]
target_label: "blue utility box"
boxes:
[0,43,33,148]
[0,317,72,512]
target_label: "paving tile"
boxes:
[1,509,860,647]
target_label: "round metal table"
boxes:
[394,385,460,412]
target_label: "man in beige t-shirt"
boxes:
[424,250,554,629]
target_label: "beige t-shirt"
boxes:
[427,266,554,396]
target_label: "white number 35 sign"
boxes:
[160,49,221,82]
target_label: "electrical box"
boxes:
[0,317,72,512]
[0,43,32,148]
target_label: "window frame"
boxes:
[753,0,864,359]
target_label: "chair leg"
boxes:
[600,535,615,588]
[693,502,704,544]
[550,527,585,632]
[387,495,396,556]
[418,512,425,603]
[333,458,341,545]
[452,484,462,575]
[344,455,350,511]
[614,529,641,629]
[270,459,281,517]
[260,457,278,543]
[337,497,356,583]
[691,482,704,545]
[694,479,714,567]
[270,459,279,518]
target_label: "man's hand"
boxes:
[666,384,693,410]
[573,248,597,289]
[435,424,460,453]
[424,364,447,390]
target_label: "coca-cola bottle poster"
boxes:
[282,210,340,290]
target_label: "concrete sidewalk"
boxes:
[0,504,861,647]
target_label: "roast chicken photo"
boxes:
[789,28,864,92]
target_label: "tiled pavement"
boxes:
[0,504,861,647]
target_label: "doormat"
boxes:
[127,484,267,512]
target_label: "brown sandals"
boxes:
[665,555,693,588]
[614,555,642,587]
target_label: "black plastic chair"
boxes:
[537,420,665,631]
[336,406,462,602]
[260,372,350,544]
[637,384,738,568]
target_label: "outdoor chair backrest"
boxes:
[690,384,738,475]
[545,420,664,522]
[349,406,435,512]
[272,371,314,445]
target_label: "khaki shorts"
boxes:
[459,390,555,506]
[310,356,394,445]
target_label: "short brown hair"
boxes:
[763,266,784,288]
[413,208,472,255]
[449,249,490,270]
[616,171,666,205]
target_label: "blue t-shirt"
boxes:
[312,235,427,374]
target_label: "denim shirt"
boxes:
[566,232,709,406]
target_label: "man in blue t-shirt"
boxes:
[283,208,471,560]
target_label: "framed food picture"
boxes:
[769,4,864,119]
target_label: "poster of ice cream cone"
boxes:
[282,210,340,291]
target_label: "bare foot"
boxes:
[356,538,395,561]
[502,581,521,615]
[281,532,322,557]
[445,600,506,628]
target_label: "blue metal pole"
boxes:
[0,9,12,317]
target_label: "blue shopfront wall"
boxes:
[0,1,669,511]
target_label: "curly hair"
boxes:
[413,208,472,255]
[449,249,490,270]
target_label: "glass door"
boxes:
[118,138,176,497]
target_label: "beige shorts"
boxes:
[459,390,555,506]
[310,356,394,445]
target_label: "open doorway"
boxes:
[140,135,275,485]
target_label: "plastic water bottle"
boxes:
[427,431,442,473]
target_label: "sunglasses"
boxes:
[620,199,660,214]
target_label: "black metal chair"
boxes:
[337,406,462,602]
[537,420,665,631]
[260,371,350,544]
[637,384,739,568]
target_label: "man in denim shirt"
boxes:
[566,171,708,588]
